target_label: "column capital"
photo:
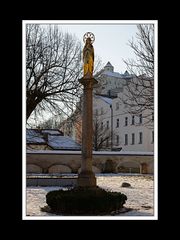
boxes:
[79,77,98,87]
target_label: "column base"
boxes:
[77,171,96,187]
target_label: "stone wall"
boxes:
[26,151,154,174]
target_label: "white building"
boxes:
[94,62,131,96]
[62,62,154,152]
[93,62,154,152]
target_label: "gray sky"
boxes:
[25,20,156,73]
[57,23,138,73]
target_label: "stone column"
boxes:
[77,77,98,187]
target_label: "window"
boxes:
[106,138,109,147]
[139,132,143,144]
[151,131,154,144]
[106,120,109,129]
[132,115,135,125]
[125,134,128,145]
[116,118,119,128]
[135,83,138,91]
[125,117,128,126]
[139,114,142,124]
[101,122,103,131]
[101,107,103,115]
[131,133,135,145]
[116,102,119,110]
[116,135,119,145]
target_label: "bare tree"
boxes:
[93,115,112,151]
[120,24,154,125]
[37,115,64,129]
[59,107,82,142]
[65,101,114,151]
[55,102,113,150]
[26,24,83,122]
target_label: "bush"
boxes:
[46,186,127,215]
[102,159,115,173]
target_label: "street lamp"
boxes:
[110,104,113,151]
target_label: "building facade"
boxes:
[61,62,154,152]
[93,95,154,151]
[93,62,154,152]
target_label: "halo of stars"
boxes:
[83,32,95,44]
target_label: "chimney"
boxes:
[43,132,48,143]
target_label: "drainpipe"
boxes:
[110,104,113,151]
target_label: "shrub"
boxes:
[102,159,115,173]
[46,186,127,215]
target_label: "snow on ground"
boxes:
[26,174,154,217]
[97,174,154,216]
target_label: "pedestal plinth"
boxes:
[77,77,98,187]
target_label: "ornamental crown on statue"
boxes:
[83,32,95,78]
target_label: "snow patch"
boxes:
[26,174,154,217]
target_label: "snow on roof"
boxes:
[41,129,62,135]
[103,71,122,78]
[26,129,80,150]
[26,129,46,144]
[95,95,112,105]
[26,150,153,156]
[48,135,81,150]
[102,70,133,79]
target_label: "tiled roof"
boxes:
[26,129,46,144]
[26,128,81,150]
[48,135,81,150]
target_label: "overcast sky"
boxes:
[25,20,156,73]
[57,23,138,73]
[25,20,143,73]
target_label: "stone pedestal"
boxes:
[77,77,98,187]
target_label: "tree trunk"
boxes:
[26,95,41,121]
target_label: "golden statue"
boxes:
[83,32,95,78]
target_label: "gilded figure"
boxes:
[83,37,94,78]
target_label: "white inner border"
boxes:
[22,20,158,220]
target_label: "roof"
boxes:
[26,129,46,144]
[48,135,81,150]
[41,129,62,135]
[124,70,130,75]
[109,88,123,97]
[27,150,154,156]
[26,128,81,150]
[105,61,113,67]
[95,95,113,105]
[102,70,133,79]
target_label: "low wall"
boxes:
[26,176,77,187]
[26,150,154,174]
